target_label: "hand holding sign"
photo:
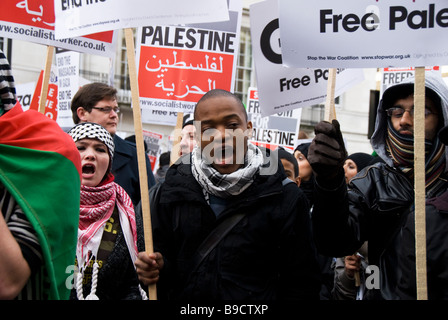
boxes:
[308,119,347,186]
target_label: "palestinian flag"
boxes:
[0,104,81,299]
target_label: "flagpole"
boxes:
[124,28,157,300]
[170,112,184,165]
[413,66,427,300]
[38,46,54,114]
[324,68,337,122]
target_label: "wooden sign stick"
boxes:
[413,66,427,300]
[324,68,337,122]
[124,28,157,300]
[325,68,363,285]
[170,111,184,165]
[38,46,54,114]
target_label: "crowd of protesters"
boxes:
[2,47,448,300]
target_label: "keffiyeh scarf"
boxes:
[76,175,147,300]
[386,120,446,193]
[191,143,264,201]
[0,50,16,116]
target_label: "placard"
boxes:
[54,0,229,40]
[250,0,364,117]
[279,0,448,68]
[0,0,116,57]
[247,87,301,151]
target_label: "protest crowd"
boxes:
[2,0,448,305]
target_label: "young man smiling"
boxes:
[135,89,320,300]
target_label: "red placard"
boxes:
[29,70,58,121]
[138,46,234,102]
[0,0,115,56]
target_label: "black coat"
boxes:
[152,157,321,300]
[312,162,448,299]
[112,135,156,206]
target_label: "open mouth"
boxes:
[214,145,234,164]
[82,163,96,175]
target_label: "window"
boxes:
[234,27,252,104]
[119,31,131,91]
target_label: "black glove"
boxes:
[308,120,347,185]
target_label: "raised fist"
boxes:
[308,120,347,183]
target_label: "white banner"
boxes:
[250,0,364,117]
[54,0,229,39]
[380,66,442,96]
[16,82,36,111]
[56,49,79,129]
[247,87,301,152]
[279,0,448,68]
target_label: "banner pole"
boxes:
[414,66,427,300]
[170,112,184,165]
[324,68,337,122]
[38,45,54,114]
[124,28,157,300]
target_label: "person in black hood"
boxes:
[308,72,448,299]
[135,89,321,300]
[294,142,315,207]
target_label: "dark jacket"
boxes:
[313,162,448,299]
[112,135,156,205]
[386,185,448,300]
[312,74,448,299]
[152,156,321,300]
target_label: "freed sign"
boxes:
[320,4,448,33]
[250,0,364,117]
[279,0,448,68]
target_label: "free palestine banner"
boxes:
[250,0,364,117]
[278,0,448,68]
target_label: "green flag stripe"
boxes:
[0,144,80,299]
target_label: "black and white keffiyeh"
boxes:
[191,143,264,201]
[68,122,115,159]
[0,50,17,116]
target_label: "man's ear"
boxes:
[77,107,88,122]
[295,176,301,187]
[246,121,253,139]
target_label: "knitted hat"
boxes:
[159,151,171,166]
[68,122,115,159]
[182,113,194,128]
[278,148,299,177]
[346,152,375,172]
[295,142,311,159]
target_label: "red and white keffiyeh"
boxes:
[76,174,146,299]
[78,177,137,262]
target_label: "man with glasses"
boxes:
[71,82,156,205]
[306,73,448,299]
